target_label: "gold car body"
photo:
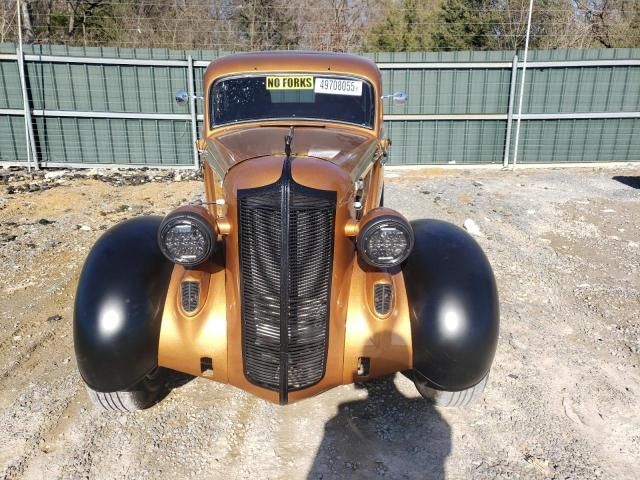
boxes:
[157,52,413,404]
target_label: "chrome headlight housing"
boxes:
[158,210,215,267]
[357,214,414,268]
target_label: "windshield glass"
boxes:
[209,74,375,128]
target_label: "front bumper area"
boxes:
[157,156,413,405]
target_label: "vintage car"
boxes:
[73,52,499,411]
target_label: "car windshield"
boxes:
[210,74,375,128]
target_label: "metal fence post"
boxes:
[187,55,199,170]
[512,0,534,169]
[16,0,38,170]
[502,54,518,168]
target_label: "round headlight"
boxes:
[357,214,414,268]
[158,210,215,267]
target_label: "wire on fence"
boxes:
[2,0,640,168]
[2,0,639,52]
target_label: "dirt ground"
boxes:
[0,165,639,480]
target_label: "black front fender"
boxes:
[73,216,173,392]
[403,219,499,391]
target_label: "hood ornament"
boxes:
[284,126,294,158]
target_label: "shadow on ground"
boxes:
[612,176,640,189]
[308,376,451,480]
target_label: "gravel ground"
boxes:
[0,165,639,479]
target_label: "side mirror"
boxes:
[175,89,189,106]
[392,91,408,105]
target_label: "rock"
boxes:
[463,218,484,237]
[77,225,92,231]
[38,218,55,225]
[44,171,67,180]
[473,180,484,187]
[0,233,17,243]
[47,315,63,322]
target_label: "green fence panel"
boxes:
[368,50,516,63]
[0,115,28,162]
[513,118,640,163]
[384,68,513,115]
[0,60,22,109]
[386,120,507,165]
[0,57,27,164]
[25,62,189,113]
[518,66,640,114]
[33,117,193,166]
[2,45,640,167]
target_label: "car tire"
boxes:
[84,368,169,412]
[414,373,489,408]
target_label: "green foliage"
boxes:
[365,0,438,52]
[28,0,120,46]
[4,0,640,51]
[430,0,493,50]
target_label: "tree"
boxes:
[579,0,640,48]
[231,0,299,50]
[364,0,439,51]
[2,0,640,51]
[296,0,372,52]
[488,0,591,50]
[0,0,18,43]
[430,0,494,50]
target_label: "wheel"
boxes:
[84,368,169,412]
[414,373,489,408]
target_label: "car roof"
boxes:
[203,51,382,93]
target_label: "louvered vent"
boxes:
[374,284,393,316]
[181,281,200,313]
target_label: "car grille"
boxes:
[238,160,336,403]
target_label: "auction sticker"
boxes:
[266,76,314,90]
[314,77,363,96]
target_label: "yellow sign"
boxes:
[266,76,314,90]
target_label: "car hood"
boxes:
[203,126,379,180]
